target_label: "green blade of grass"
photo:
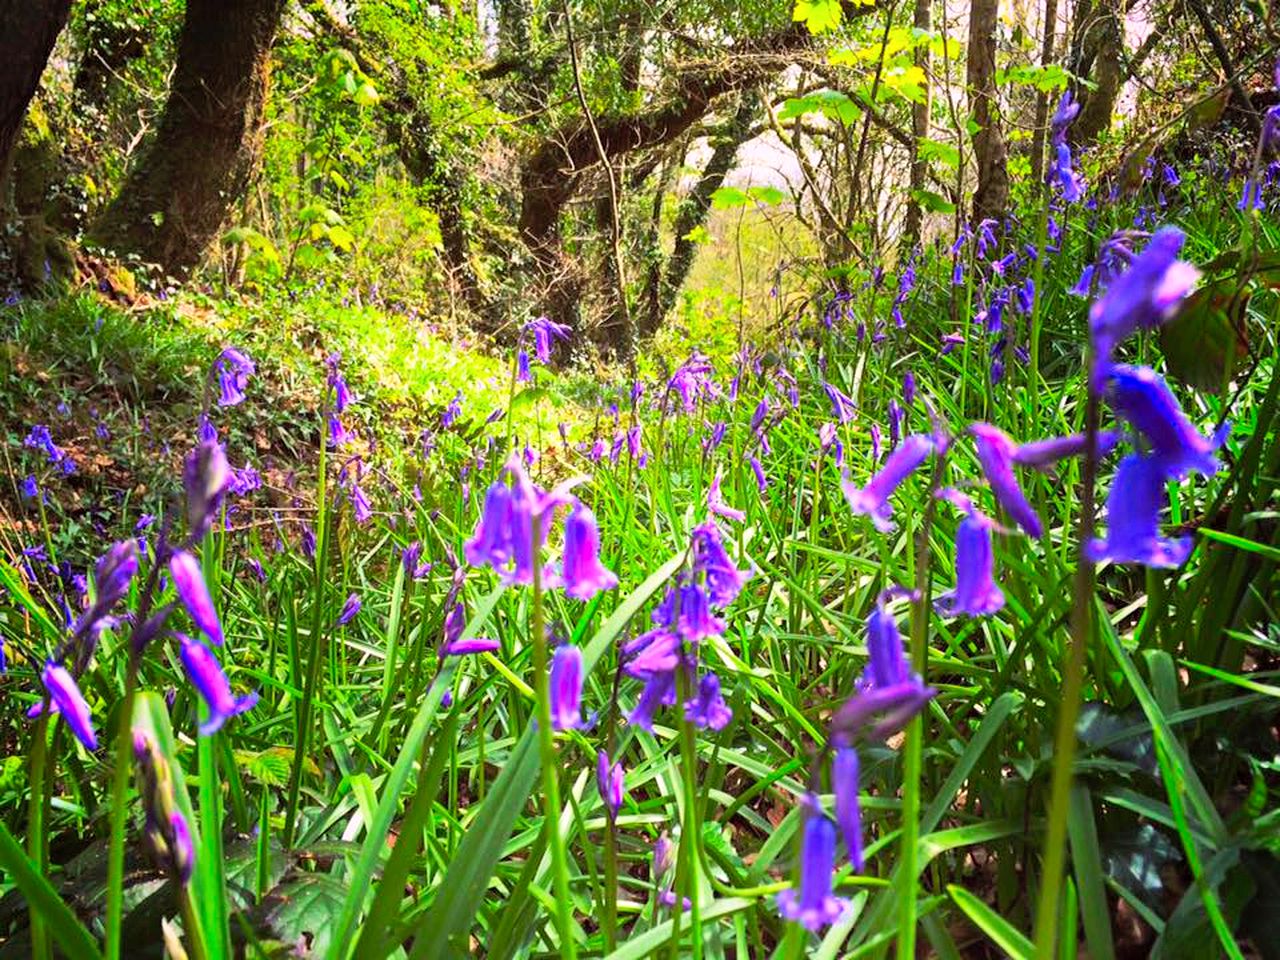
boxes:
[0,822,102,960]
[947,885,1034,960]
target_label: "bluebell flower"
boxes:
[549,644,589,731]
[183,441,230,542]
[707,469,744,522]
[832,747,864,871]
[776,797,849,931]
[335,593,361,627]
[970,423,1044,538]
[20,475,38,500]
[527,316,571,363]
[685,671,732,730]
[179,634,257,735]
[1085,453,1191,567]
[936,508,1005,617]
[1107,365,1227,478]
[749,454,768,493]
[28,661,97,750]
[214,348,254,407]
[690,522,751,606]
[597,750,624,819]
[833,601,935,741]
[170,550,223,646]
[824,383,857,424]
[561,502,618,600]
[516,349,531,382]
[628,670,676,731]
[841,434,933,531]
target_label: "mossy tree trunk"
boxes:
[0,0,72,185]
[91,0,286,275]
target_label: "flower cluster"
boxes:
[622,522,747,733]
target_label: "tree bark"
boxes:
[0,0,72,184]
[1071,0,1123,145]
[91,0,287,274]
[966,0,1008,223]
[648,94,756,335]
[901,0,932,249]
[1028,0,1060,186]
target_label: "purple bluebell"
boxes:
[441,391,463,429]
[465,482,515,568]
[832,747,864,871]
[690,522,751,607]
[1012,431,1122,469]
[970,423,1044,537]
[750,397,769,434]
[824,383,857,424]
[29,661,97,750]
[936,508,1005,617]
[170,550,223,646]
[902,371,916,405]
[707,469,745,522]
[596,750,624,819]
[350,479,373,524]
[184,441,230,541]
[179,634,257,735]
[443,636,501,656]
[169,811,195,884]
[832,601,935,741]
[549,644,588,731]
[517,349,531,382]
[841,434,934,532]
[628,670,676,731]
[888,400,903,446]
[749,454,767,492]
[327,353,351,412]
[20,475,38,499]
[1089,229,1200,378]
[776,797,849,931]
[685,671,732,730]
[1108,365,1227,478]
[214,348,254,407]
[335,593,361,627]
[527,316,571,363]
[1085,453,1191,567]
[561,502,618,600]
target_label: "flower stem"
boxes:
[1034,357,1101,956]
[669,666,704,960]
[530,514,577,959]
[104,661,139,960]
[27,713,50,960]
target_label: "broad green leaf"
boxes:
[0,822,102,960]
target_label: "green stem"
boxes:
[105,662,140,960]
[670,668,703,960]
[1034,355,1101,956]
[530,514,577,959]
[27,713,50,960]
[283,410,330,849]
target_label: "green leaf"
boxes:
[792,0,843,34]
[1158,281,1250,393]
[908,188,955,214]
[947,885,1035,959]
[777,90,859,125]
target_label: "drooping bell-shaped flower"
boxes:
[1088,228,1200,380]
[29,661,97,750]
[184,441,230,542]
[549,644,588,731]
[832,747,864,871]
[465,481,516,569]
[690,522,751,607]
[865,602,907,690]
[1012,430,1122,469]
[707,469,745,522]
[214,348,254,407]
[1107,365,1227,479]
[1085,453,1192,568]
[596,750,624,819]
[970,423,1044,538]
[748,454,768,493]
[675,581,725,643]
[335,592,361,627]
[179,634,257,736]
[170,550,223,646]
[936,509,1005,617]
[561,502,618,600]
[628,670,677,731]
[624,628,681,678]
[516,349,531,383]
[841,434,934,532]
[527,316,571,363]
[685,671,732,730]
[824,383,857,424]
[832,601,935,742]
[776,797,849,931]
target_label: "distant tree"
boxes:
[0,1,72,184]
[967,0,1008,223]
[92,0,287,274]
[901,0,932,248]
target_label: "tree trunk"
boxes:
[901,0,932,249]
[0,0,72,184]
[1071,0,1123,145]
[648,94,756,335]
[91,0,286,275]
[1028,0,1059,186]
[966,0,1008,223]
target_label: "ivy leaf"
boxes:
[792,0,843,34]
